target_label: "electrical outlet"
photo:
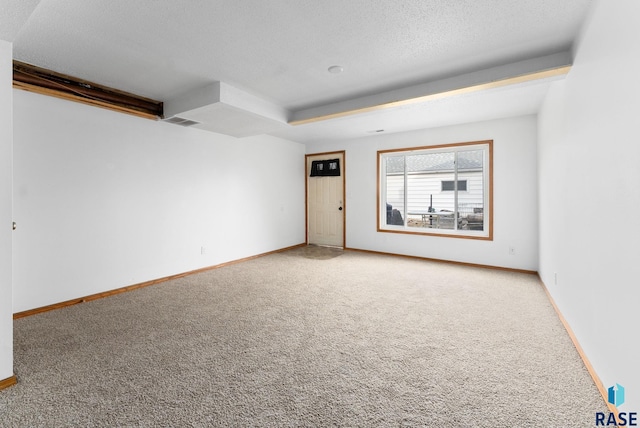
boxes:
[508,246,516,255]
[201,246,206,255]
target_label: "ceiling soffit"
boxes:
[6,0,592,139]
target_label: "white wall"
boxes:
[0,40,13,382]
[538,0,640,410]
[307,115,538,271]
[13,90,305,313]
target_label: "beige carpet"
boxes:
[1,247,607,426]
[299,244,344,260]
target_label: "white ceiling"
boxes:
[3,0,593,143]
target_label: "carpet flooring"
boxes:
[0,248,608,427]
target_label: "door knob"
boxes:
[339,207,343,211]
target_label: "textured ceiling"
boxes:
[4,0,594,142]
[0,0,41,42]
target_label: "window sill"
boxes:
[378,226,492,241]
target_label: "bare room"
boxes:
[1,0,638,426]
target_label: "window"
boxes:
[310,159,341,177]
[378,140,492,239]
[441,180,467,192]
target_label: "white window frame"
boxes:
[378,140,493,240]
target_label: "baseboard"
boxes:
[13,243,306,320]
[344,247,538,275]
[536,275,618,418]
[0,375,17,391]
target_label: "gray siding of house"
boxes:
[385,171,483,217]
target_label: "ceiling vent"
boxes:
[163,116,200,127]
[163,82,289,138]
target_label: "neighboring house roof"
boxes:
[385,150,483,174]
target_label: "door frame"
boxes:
[305,150,346,247]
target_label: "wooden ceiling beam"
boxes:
[12,61,163,120]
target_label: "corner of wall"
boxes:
[537,0,640,411]
[0,39,14,382]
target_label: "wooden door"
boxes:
[307,152,345,247]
